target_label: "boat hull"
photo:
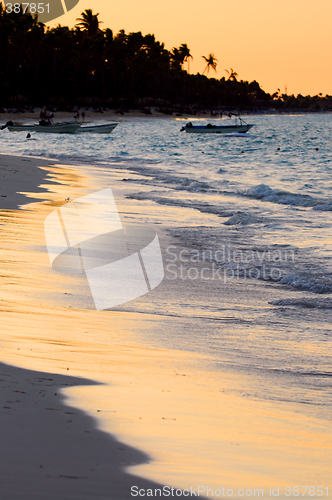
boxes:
[7,122,81,134]
[184,124,253,134]
[78,123,118,133]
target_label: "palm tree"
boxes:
[76,9,102,37]
[202,53,218,75]
[170,47,182,71]
[179,43,193,72]
[225,67,238,81]
[170,44,193,71]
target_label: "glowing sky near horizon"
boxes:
[48,0,332,96]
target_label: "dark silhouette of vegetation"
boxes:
[76,8,103,37]
[202,54,218,75]
[0,6,331,112]
[170,43,192,72]
[225,68,238,82]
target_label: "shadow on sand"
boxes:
[0,362,180,500]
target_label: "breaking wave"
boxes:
[238,183,332,211]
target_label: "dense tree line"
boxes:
[0,5,331,112]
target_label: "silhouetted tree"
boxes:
[202,53,218,74]
[76,9,102,37]
[225,68,238,81]
[3,4,328,111]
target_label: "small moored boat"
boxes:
[77,123,118,134]
[3,121,81,134]
[180,114,253,134]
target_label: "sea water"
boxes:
[1,113,332,488]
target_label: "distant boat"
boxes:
[77,123,118,134]
[4,121,81,134]
[181,123,253,134]
[180,114,253,134]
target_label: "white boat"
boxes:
[180,114,253,134]
[181,123,253,134]
[4,121,81,134]
[77,123,118,134]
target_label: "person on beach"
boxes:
[82,111,85,122]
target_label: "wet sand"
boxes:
[0,155,182,499]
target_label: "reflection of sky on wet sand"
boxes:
[0,161,331,496]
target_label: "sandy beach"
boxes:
[0,155,54,209]
[0,155,169,499]
[0,362,175,500]
[0,151,331,499]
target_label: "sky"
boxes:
[48,0,332,96]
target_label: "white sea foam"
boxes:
[240,183,332,210]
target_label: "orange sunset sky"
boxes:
[49,0,331,97]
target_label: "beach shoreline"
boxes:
[0,154,183,499]
[1,110,331,128]
[0,152,331,499]
[0,109,184,125]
